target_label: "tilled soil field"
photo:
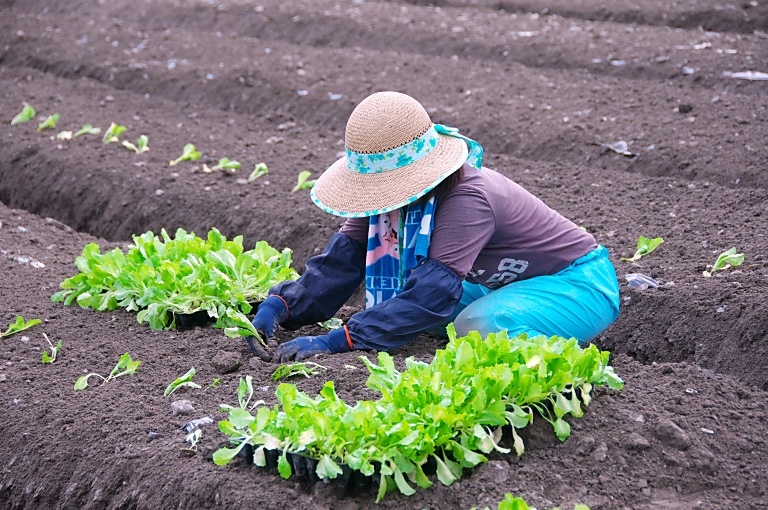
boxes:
[1,0,767,508]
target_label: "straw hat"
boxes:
[310,92,468,217]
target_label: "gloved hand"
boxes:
[273,328,352,363]
[247,296,289,359]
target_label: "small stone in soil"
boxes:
[171,400,195,416]
[653,418,691,450]
[212,350,241,374]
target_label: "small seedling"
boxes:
[319,317,344,330]
[206,378,222,391]
[102,122,127,144]
[219,375,264,411]
[621,236,664,262]
[74,124,101,137]
[1,316,42,337]
[56,131,73,140]
[74,352,141,390]
[703,247,744,277]
[169,143,201,166]
[164,367,202,396]
[184,429,203,450]
[248,163,268,182]
[271,361,326,381]
[41,333,62,364]
[291,171,317,192]
[203,157,240,173]
[11,103,36,125]
[122,135,150,154]
[37,113,60,132]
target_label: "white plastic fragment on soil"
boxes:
[722,71,768,81]
[601,141,636,157]
[0,249,46,268]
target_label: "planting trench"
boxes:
[1,0,768,508]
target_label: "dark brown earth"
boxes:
[1,0,767,509]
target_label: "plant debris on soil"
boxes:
[1,0,767,509]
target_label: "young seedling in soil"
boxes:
[102,122,127,144]
[206,378,222,391]
[184,429,203,451]
[74,352,141,390]
[319,317,344,330]
[703,247,745,277]
[203,157,240,173]
[248,163,268,182]
[291,171,317,192]
[1,316,42,337]
[169,143,201,166]
[41,333,62,364]
[37,113,60,132]
[56,131,73,140]
[122,135,150,154]
[164,367,202,396]
[219,375,263,411]
[74,124,101,137]
[473,494,590,510]
[271,362,327,381]
[621,236,664,262]
[10,103,35,125]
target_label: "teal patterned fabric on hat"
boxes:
[345,123,483,174]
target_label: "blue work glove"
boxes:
[247,296,289,359]
[273,328,351,363]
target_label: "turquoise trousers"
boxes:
[430,245,620,344]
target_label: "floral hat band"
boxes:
[345,123,484,175]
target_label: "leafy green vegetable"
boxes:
[215,326,623,501]
[74,124,101,137]
[122,135,150,154]
[52,228,297,345]
[204,157,241,173]
[1,316,42,337]
[37,113,60,132]
[319,317,344,330]
[206,378,222,390]
[703,247,745,277]
[291,171,316,192]
[169,143,201,166]
[102,122,127,144]
[249,163,269,182]
[474,493,590,510]
[41,333,62,364]
[621,236,664,262]
[74,352,140,390]
[164,367,202,396]
[271,362,326,381]
[11,103,35,125]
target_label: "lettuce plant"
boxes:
[203,157,240,173]
[474,494,590,510]
[164,367,201,396]
[1,316,41,337]
[703,247,745,277]
[74,353,140,390]
[291,171,316,192]
[11,103,35,125]
[102,122,127,144]
[214,326,623,501]
[271,362,326,381]
[621,236,664,262]
[122,135,150,154]
[249,163,269,182]
[37,113,60,132]
[169,143,201,166]
[52,228,297,344]
[42,333,62,364]
[74,124,101,137]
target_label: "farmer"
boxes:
[250,92,620,362]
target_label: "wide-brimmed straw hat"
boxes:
[310,91,469,217]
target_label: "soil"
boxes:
[0,0,767,509]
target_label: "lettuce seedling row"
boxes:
[215,326,623,501]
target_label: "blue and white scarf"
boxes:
[364,125,483,308]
